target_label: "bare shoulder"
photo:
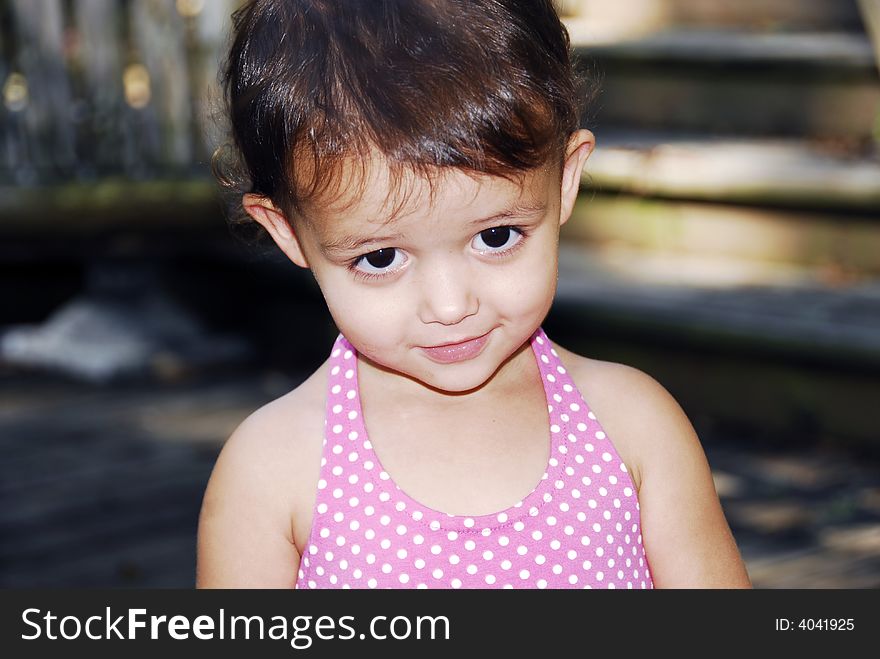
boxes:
[196,358,328,588]
[551,341,751,587]
[551,342,688,493]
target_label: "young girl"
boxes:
[197,0,752,589]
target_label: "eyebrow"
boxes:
[319,200,547,255]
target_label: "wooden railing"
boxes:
[0,0,240,185]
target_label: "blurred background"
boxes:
[1,0,879,588]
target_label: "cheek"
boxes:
[492,244,558,313]
[320,278,405,341]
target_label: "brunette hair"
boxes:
[214,0,592,233]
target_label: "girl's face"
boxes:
[246,130,593,397]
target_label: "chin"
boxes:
[417,359,501,394]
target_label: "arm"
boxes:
[196,411,301,588]
[626,370,752,588]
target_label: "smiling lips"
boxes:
[420,331,491,364]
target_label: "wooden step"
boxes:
[571,31,880,139]
[566,197,880,278]
[571,132,880,276]
[559,0,865,39]
[548,243,880,446]
[585,133,880,211]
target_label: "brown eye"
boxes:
[352,247,406,278]
[481,227,511,248]
[473,226,522,253]
[364,248,396,269]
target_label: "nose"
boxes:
[417,259,479,326]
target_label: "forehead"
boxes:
[302,155,555,235]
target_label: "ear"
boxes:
[242,194,310,268]
[559,129,595,227]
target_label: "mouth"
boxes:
[420,330,492,364]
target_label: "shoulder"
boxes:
[551,341,752,587]
[552,342,693,493]
[196,358,329,588]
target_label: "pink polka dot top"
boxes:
[295,327,653,589]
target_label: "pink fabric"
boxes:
[296,327,653,589]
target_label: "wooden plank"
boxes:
[9,0,76,173]
[129,0,193,167]
[72,0,125,174]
